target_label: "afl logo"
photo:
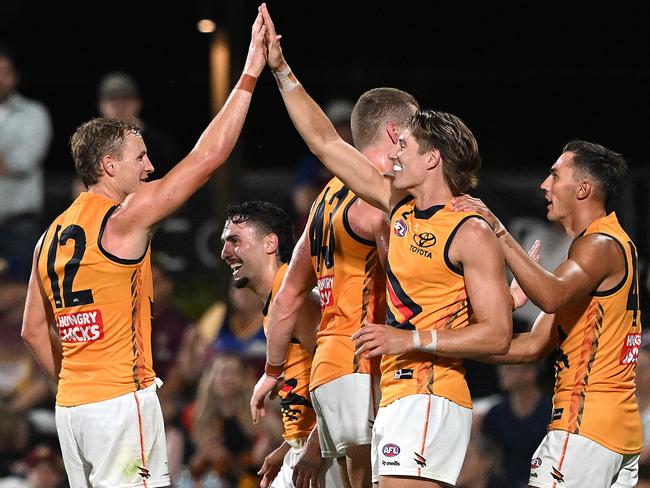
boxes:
[382,444,400,457]
[393,219,407,237]
[413,232,436,248]
[531,457,542,469]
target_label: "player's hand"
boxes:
[450,194,501,232]
[258,443,287,488]
[351,320,412,359]
[250,373,282,424]
[292,438,324,488]
[510,240,542,309]
[243,10,267,78]
[259,3,285,71]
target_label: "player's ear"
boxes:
[386,122,399,145]
[576,179,592,200]
[426,148,441,171]
[101,154,116,177]
[264,233,279,256]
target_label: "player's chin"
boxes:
[233,276,250,289]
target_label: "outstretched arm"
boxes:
[477,311,557,364]
[250,227,317,422]
[451,195,624,313]
[259,3,393,213]
[111,11,267,246]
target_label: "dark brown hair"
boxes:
[408,110,481,196]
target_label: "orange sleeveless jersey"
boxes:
[550,212,642,454]
[37,192,155,407]
[306,177,385,391]
[380,198,482,409]
[263,264,316,441]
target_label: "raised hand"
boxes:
[259,3,285,71]
[243,10,267,78]
[510,239,542,309]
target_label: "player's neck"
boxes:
[411,177,453,211]
[249,261,282,303]
[87,180,126,204]
[561,204,608,238]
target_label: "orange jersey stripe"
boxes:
[38,192,155,406]
[550,212,642,454]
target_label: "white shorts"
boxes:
[271,438,345,488]
[529,430,639,488]
[371,394,472,485]
[310,373,380,458]
[55,379,169,488]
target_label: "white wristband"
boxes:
[412,330,421,350]
[273,64,301,92]
[412,330,438,353]
[422,330,438,353]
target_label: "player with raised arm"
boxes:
[255,5,512,487]
[20,10,266,487]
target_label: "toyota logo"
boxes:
[413,232,436,247]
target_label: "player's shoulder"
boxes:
[453,213,493,238]
[570,231,623,261]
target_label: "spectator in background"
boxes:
[23,445,67,488]
[481,362,552,488]
[0,45,53,283]
[188,353,281,487]
[150,253,194,382]
[291,98,353,232]
[0,257,53,414]
[97,71,179,178]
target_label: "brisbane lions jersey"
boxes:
[263,264,316,441]
[37,192,155,406]
[380,197,484,409]
[550,212,642,454]
[306,177,385,391]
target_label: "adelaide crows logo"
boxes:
[393,219,407,237]
[413,232,436,248]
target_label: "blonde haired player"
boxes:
[21,10,267,487]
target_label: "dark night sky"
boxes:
[2,2,650,175]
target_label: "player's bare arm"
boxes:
[353,218,512,359]
[21,237,61,382]
[259,3,394,213]
[478,311,558,365]
[291,282,321,356]
[451,194,625,313]
[103,13,267,259]
[250,228,317,422]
